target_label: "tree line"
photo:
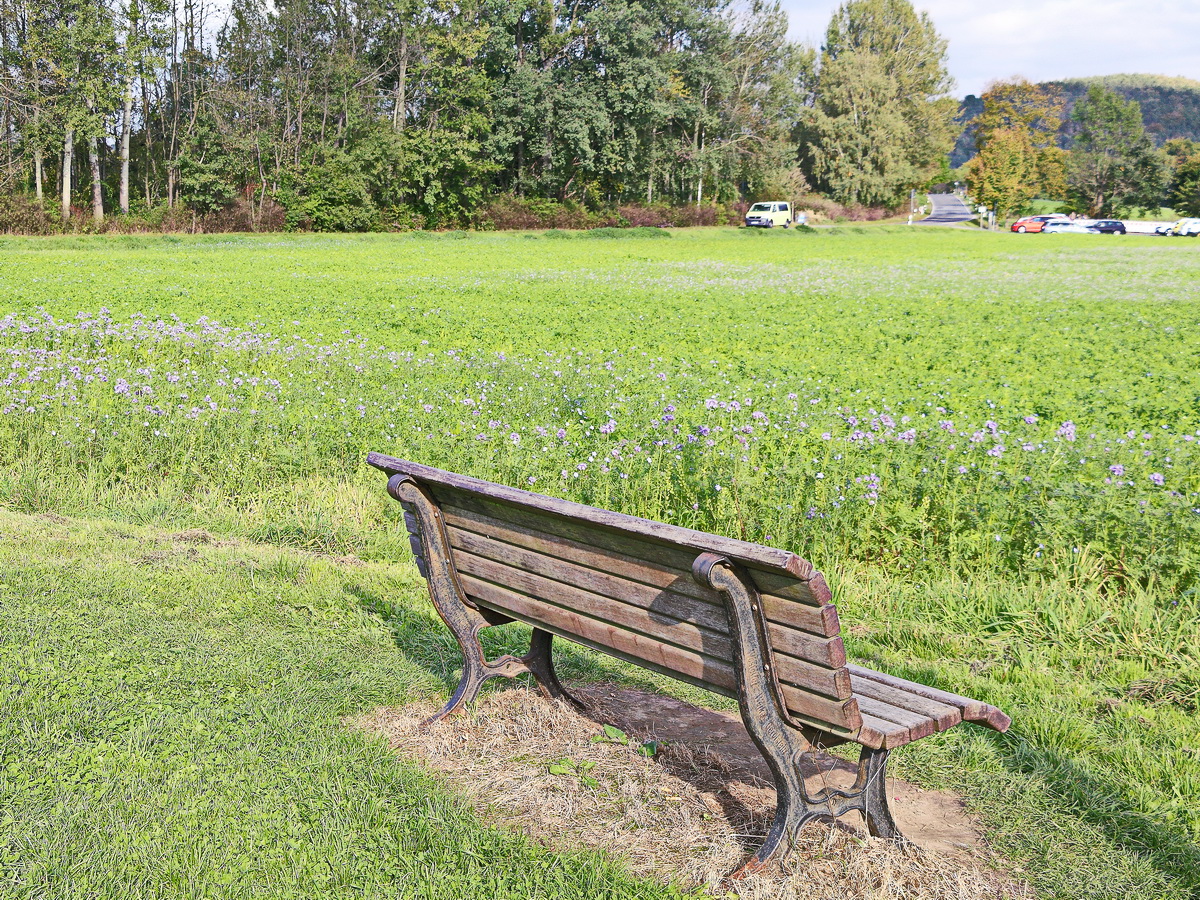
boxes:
[0,0,959,230]
[966,79,1200,221]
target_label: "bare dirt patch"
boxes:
[355,683,1029,899]
[171,529,216,544]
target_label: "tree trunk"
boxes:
[62,128,74,221]
[89,134,104,223]
[32,107,43,201]
[120,83,132,214]
[121,0,138,215]
[392,30,408,133]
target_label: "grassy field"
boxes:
[1,227,1198,898]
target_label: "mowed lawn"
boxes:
[1,227,1198,898]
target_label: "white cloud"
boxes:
[779,0,1199,96]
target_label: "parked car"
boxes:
[1091,219,1127,234]
[1010,214,1069,233]
[744,201,793,228]
[1042,221,1099,235]
[1170,218,1200,237]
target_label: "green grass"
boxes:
[0,510,696,899]
[1,228,1198,897]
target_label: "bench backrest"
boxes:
[368,454,863,736]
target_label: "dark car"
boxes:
[1091,219,1126,234]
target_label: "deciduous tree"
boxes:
[1067,84,1165,216]
[801,0,955,207]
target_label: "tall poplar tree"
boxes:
[800,0,954,206]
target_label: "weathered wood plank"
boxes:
[459,573,862,731]
[448,526,847,667]
[748,568,836,608]
[855,713,909,750]
[847,665,1011,732]
[446,525,731,632]
[452,548,851,696]
[854,697,938,742]
[444,502,718,603]
[849,674,961,732]
[368,454,819,579]
[441,497,836,629]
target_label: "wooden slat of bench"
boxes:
[444,506,721,609]
[854,697,938,743]
[847,665,1011,732]
[446,525,846,671]
[440,491,833,627]
[449,528,729,631]
[459,573,863,731]
[369,454,817,580]
[440,490,742,589]
[856,713,911,750]
[441,494,825,614]
[849,674,962,732]
[441,502,841,638]
[746,567,831,606]
[452,547,851,699]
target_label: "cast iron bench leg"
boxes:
[694,553,905,874]
[390,475,580,724]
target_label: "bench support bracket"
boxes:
[389,475,577,725]
[693,553,903,875]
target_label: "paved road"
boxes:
[916,193,975,226]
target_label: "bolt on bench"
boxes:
[368,454,1011,874]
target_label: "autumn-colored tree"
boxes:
[974,77,1062,149]
[968,77,1066,216]
[967,127,1035,220]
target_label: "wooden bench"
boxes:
[368,454,1010,874]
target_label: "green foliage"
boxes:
[1067,85,1166,217]
[802,0,956,207]
[0,0,812,231]
[281,155,382,233]
[1168,143,1200,216]
[548,758,601,789]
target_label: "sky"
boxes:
[780,0,1200,97]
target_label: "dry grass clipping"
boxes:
[355,685,1026,899]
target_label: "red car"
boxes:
[1010,214,1070,233]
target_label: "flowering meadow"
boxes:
[2,228,1199,591]
[1,228,1199,897]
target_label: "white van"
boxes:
[744,201,793,228]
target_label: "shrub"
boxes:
[198,198,286,233]
[0,195,58,235]
[475,194,610,231]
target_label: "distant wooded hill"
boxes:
[952,74,1200,166]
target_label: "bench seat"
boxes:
[848,665,1009,749]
